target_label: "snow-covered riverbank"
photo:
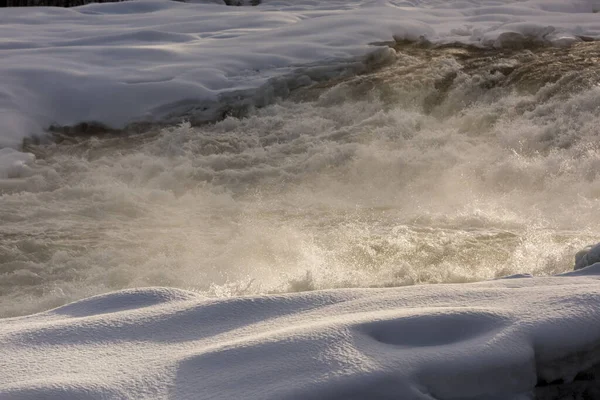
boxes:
[4,266,600,399]
[1,0,600,147]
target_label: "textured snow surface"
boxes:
[1,0,600,147]
[3,269,600,399]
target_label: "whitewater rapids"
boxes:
[1,42,600,317]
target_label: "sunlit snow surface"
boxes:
[3,1,600,398]
[3,268,600,399]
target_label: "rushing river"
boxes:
[1,42,600,317]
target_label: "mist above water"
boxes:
[2,43,600,317]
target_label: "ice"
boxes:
[3,273,600,399]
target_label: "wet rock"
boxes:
[536,363,600,400]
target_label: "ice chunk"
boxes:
[575,243,600,270]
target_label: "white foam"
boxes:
[0,148,35,179]
[2,70,600,317]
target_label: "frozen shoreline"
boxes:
[1,0,600,148]
[3,266,600,399]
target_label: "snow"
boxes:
[2,270,600,399]
[1,0,600,147]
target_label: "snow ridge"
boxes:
[3,273,600,399]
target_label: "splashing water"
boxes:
[1,42,600,317]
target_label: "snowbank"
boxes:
[1,0,600,147]
[3,270,600,399]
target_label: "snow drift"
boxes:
[3,268,600,399]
